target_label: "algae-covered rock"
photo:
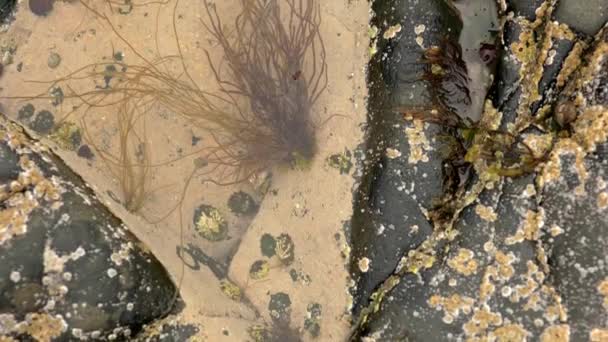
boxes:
[349,0,466,315]
[0,114,176,340]
[350,1,608,340]
[0,0,16,22]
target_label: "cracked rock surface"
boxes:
[350,0,608,340]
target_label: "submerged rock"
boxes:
[0,114,176,340]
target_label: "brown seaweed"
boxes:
[200,0,327,183]
[8,0,327,213]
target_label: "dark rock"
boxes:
[349,0,465,315]
[506,0,547,20]
[492,1,583,129]
[350,3,608,340]
[538,25,608,341]
[260,233,276,258]
[0,0,16,22]
[227,191,258,216]
[351,175,558,340]
[541,150,608,340]
[0,115,177,340]
[0,141,20,184]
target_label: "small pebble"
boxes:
[47,52,61,69]
[77,145,95,160]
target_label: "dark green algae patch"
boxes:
[349,0,608,340]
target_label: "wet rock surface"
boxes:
[555,0,608,36]
[0,0,16,22]
[350,0,608,340]
[349,0,466,315]
[0,115,177,340]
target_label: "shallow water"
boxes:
[3,0,606,341]
[0,0,369,340]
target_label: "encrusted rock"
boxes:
[0,114,176,340]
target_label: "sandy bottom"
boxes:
[0,0,369,340]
